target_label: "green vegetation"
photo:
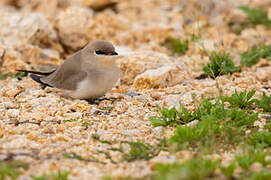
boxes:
[170,107,258,149]
[0,161,28,180]
[202,45,271,76]
[248,131,271,148]
[223,90,256,109]
[255,92,271,112]
[149,89,271,150]
[203,52,241,78]
[145,88,271,179]
[62,119,76,123]
[162,37,189,55]
[152,158,219,180]
[236,148,270,170]
[122,141,155,162]
[239,6,271,27]
[32,171,70,180]
[220,162,236,179]
[149,147,271,180]
[231,6,271,34]
[149,104,195,127]
[0,72,27,80]
[240,45,271,67]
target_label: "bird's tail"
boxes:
[30,74,53,88]
[16,69,56,76]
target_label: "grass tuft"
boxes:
[240,45,271,67]
[223,90,256,109]
[239,6,271,27]
[0,161,28,180]
[32,171,70,180]
[248,131,271,148]
[203,52,241,78]
[255,92,271,112]
[122,141,155,162]
[0,72,28,80]
[149,104,195,127]
[162,37,189,55]
[152,158,220,180]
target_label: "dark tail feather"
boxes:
[17,69,56,76]
[30,74,53,88]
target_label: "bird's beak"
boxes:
[110,51,118,55]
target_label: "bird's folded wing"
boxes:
[41,52,88,90]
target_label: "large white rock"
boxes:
[117,51,176,85]
[133,65,186,89]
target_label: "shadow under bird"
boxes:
[18,40,120,100]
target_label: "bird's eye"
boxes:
[95,50,107,55]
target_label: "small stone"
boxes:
[125,92,140,97]
[265,156,271,162]
[163,95,181,109]
[6,109,20,118]
[249,162,263,173]
[77,0,117,11]
[150,92,165,100]
[256,66,271,82]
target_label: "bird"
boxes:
[18,40,120,100]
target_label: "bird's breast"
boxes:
[66,67,119,99]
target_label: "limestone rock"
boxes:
[117,51,175,85]
[0,0,70,22]
[56,6,94,50]
[0,9,62,52]
[56,6,125,51]
[133,65,185,89]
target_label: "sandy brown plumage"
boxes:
[17,40,120,99]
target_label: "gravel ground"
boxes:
[0,0,271,179]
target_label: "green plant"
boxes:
[236,148,269,170]
[32,171,70,180]
[62,119,76,123]
[152,158,220,180]
[255,92,271,112]
[122,141,155,162]
[220,162,236,179]
[92,134,112,145]
[249,169,271,180]
[248,131,271,148]
[168,96,258,149]
[239,6,271,27]
[0,72,27,80]
[203,52,241,78]
[169,119,219,148]
[0,161,28,180]
[162,37,189,55]
[265,122,271,131]
[149,104,195,127]
[240,45,271,67]
[189,31,202,42]
[223,90,256,109]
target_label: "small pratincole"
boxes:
[18,40,120,100]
